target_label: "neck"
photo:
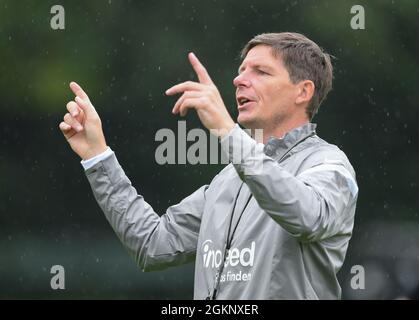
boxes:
[251,118,310,144]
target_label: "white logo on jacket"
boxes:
[201,240,255,268]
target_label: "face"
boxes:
[234,45,301,131]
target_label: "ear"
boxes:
[295,80,315,105]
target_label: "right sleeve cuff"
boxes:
[80,147,114,171]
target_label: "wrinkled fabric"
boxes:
[85,122,358,299]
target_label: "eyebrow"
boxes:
[237,64,275,74]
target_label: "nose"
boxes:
[233,72,250,88]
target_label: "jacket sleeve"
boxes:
[84,152,208,271]
[220,125,358,242]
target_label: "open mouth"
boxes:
[238,97,251,106]
[237,97,255,108]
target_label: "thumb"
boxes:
[75,96,97,118]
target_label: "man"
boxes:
[59,32,358,299]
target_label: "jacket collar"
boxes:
[263,122,317,160]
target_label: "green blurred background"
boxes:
[1,0,418,299]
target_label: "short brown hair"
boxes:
[241,32,333,120]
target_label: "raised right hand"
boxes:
[59,82,108,160]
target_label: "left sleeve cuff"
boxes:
[81,147,114,171]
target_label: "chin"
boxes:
[237,114,249,127]
[238,115,258,130]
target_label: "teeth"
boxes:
[238,98,250,105]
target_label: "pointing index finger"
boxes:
[188,52,213,85]
[69,81,89,101]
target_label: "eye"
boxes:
[256,69,269,75]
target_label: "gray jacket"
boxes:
[84,123,358,299]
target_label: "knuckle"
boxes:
[67,101,77,111]
[184,91,192,98]
[202,96,210,103]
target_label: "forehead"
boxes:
[239,45,282,69]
